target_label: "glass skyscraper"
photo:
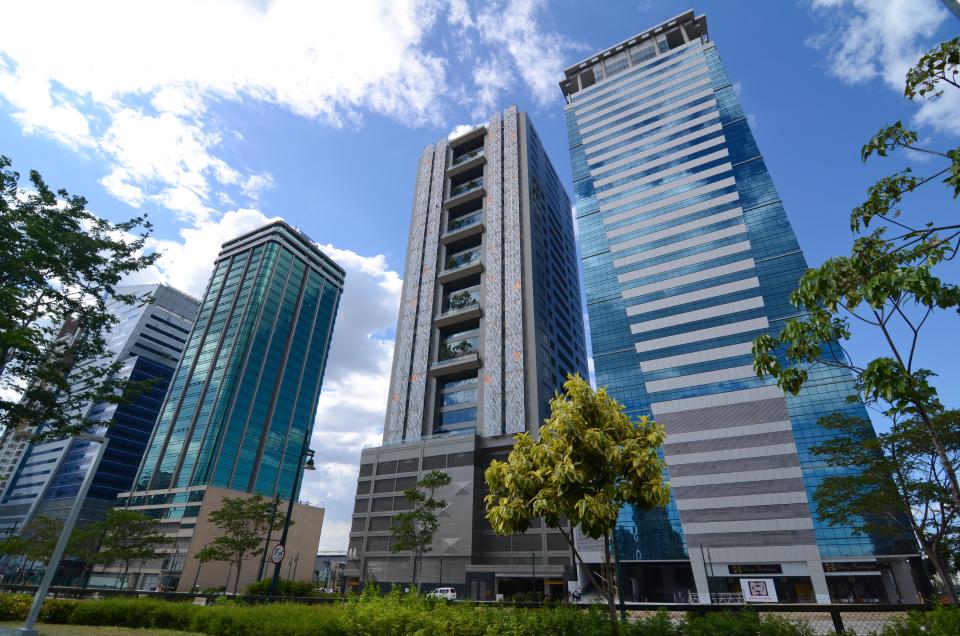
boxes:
[562,10,918,603]
[93,221,342,591]
[133,221,344,500]
[0,284,198,534]
[346,107,588,599]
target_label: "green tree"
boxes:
[484,374,669,627]
[390,469,451,592]
[0,515,63,575]
[753,38,960,510]
[97,509,167,589]
[205,494,278,594]
[811,411,960,603]
[65,521,109,589]
[0,155,157,442]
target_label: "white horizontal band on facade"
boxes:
[675,491,810,511]
[614,225,748,269]
[586,106,718,160]
[611,207,743,253]
[682,517,814,535]
[651,384,784,415]
[573,42,705,113]
[607,191,739,240]
[580,90,716,144]
[582,91,716,147]
[599,148,729,202]
[604,177,737,226]
[589,123,725,174]
[587,109,719,165]
[635,316,769,354]
[669,465,803,487]
[664,442,799,466]
[618,241,751,283]
[595,135,727,190]
[644,362,759,392]
[576,60,709,124]
[571,38,703,103]
[598,162,733,212]
[632,297,764,336]
[622,258,755,299]
[627,277,759,316]
[640,341,756,372]
[665,419,794,444]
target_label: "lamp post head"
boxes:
[304,457,316,471]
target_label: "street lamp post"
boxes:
[18,433,108,636]
[256,494,281,581]
[438,557,443,588]
[192,543,208,592]
[531,552,536,601]
[268,434,315,597]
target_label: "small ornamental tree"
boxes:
[753,37,960,510]
[484,374,669,626]
[98,509,167,589]
[0,155,158,441]
[812,411,960,603]
[205,494,278,594]
[391,470,451,592]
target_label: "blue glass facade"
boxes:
[134,222,344,501]
[0,284,199,532]
[562,11,915,602]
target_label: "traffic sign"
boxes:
[270,544,285,564]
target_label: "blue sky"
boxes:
[1,0,958,552]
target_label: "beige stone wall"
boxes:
[177,485,324,592]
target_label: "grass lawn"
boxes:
[0,622,199,636]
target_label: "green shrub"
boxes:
[68,597,197,630]
[245,578,315,597]
[873,605,960,636]
[38,598,80,624]
[633,609,684,636]
[0,593,31,621]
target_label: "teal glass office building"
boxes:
[133,221,344,500]
[562,11,918,603]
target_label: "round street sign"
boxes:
[270,544,286,564]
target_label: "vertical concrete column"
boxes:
[406,141,448,441]
[806,558,831,604]
[385,149,434,443]
[481,113,504,437]
[502,106,525,434]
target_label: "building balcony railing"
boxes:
[445,290,479,311]
[448,211,482,233]
[449,178,483,199]
[438,339,477,362]
[445,248,481,271]
[451,148,484,167]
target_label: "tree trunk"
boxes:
[233,560,242,595]
[602,533,619,631]
[921,539,957,604]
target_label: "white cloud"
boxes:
[475,0,581,108]
[447,122,484,140]
[808,0,959,135]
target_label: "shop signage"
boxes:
[740,578,778,603]
[729,564,782,575]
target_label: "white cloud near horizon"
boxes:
[808,0,960,136]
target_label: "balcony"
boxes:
[435,290,482,328]
[441,210,484,244]
[446,177,484,208]
[438,248,482,284]
[448,148,485,176]
[430,340,481,377]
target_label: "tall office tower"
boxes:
[345,107,588,599]
[561,11,918,604]
[94,221,343,592]
[0,284,198,539]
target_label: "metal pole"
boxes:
[257,494,280,581]
[438,557,442,588]
[612,529,627,619]
[269,433,311,596]
[531,552,536,600]
[192,544,207,592]
[19,434,107,636]
[292,553,299,581]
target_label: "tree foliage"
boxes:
[390,469,451,592]
[753,37,960,509]
[484,374,669,625]
[0,515,64,566]
[0,155,158,441]
[97,509,167,588]
[811,412,960,602]
[204,495,279,594]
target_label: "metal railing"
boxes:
[449,178,483,198]
[447,211,482,232]
[452,148,484,166]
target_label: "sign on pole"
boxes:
[271,544,286,564]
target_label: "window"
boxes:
[604,53,628,76]
[441,388,477,406]
[437,407,476,428]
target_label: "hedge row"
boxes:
[0,591,956,636]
